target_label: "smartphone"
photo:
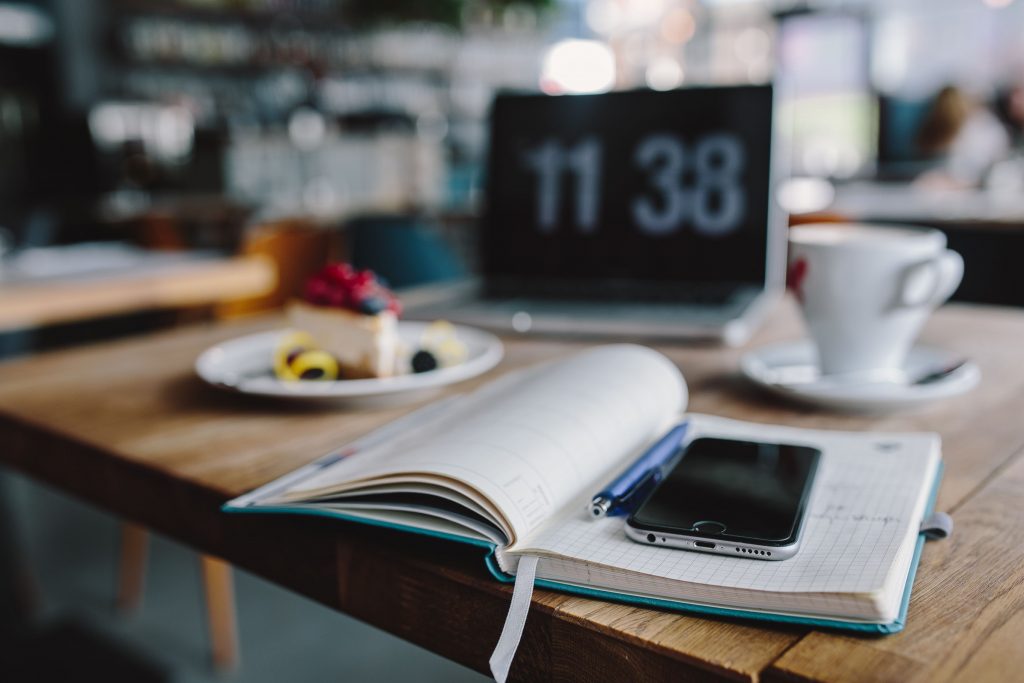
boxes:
[625,437,820,560]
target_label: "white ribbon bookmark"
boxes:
[489,556,539,683]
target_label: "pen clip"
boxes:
[611,443,687,516]
[612,468,661,515]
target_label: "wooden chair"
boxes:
[116,524,238,671]
[116,217,343,672]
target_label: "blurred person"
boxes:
[995,82,1024,147]
[914,85,1010,188]
[984,83,1024,194]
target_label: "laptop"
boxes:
[407,85,786,346]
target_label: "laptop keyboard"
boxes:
[487,299,738,321]
[484,282,740,307]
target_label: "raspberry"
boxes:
[305,278,331,304]
[325,263,354,284]
[352,270,375,289]
[327,288,348,308]
[349,283,375,304]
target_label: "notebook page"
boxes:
[512,416,939,615]
[278,344,687,543]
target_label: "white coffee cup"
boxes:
[787,224,964,379]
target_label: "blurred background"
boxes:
[2,0,1024,680]
[3,0,1024,330]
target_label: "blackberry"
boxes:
[411,350,438,373]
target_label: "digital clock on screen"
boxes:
[484,86,775,286]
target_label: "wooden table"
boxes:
[0,251,274,333]
[0,300,1022,681]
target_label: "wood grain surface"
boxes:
[0,298,1022,681]
[0,254,275,332]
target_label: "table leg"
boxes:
[0,469,36,628]
[200,555,238,672]
[116,523,149,613]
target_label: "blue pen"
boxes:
[589,422,690,519]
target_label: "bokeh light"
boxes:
[541,39,617,94]
[646,57,685,90]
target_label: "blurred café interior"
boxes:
[4,0,1024,318]
[2,0,1024,681]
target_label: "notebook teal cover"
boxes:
[224,463,942,635]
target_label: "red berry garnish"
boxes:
[305,278,330,304]
[325,263,354,283]
[349,283,374,303]
[352,270,374,289]
[327,288,349,308]
[303,263,399,317]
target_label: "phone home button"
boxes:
[692,521,726,534]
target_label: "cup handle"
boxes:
[899,250,964,308]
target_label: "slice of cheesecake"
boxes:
[287,263,402,379]
[287,300,397,379]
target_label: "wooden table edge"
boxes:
[0,407,782,682]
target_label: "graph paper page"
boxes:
[513,415,940,602]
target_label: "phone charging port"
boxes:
[694,541,716,549]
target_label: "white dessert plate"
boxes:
[740,340,980,412]
[195,322,504,404]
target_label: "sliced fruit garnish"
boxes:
[274,331,318,381]
[419,320,467,368]
[434,338,468,367]
[289,350,340,381]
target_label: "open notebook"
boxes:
[225,345,942,635]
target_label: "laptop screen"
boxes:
[482,86,776,300]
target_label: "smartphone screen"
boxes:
[628,437,820,545]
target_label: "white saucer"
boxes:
[740,341,980,412]
[195,322,504,406]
